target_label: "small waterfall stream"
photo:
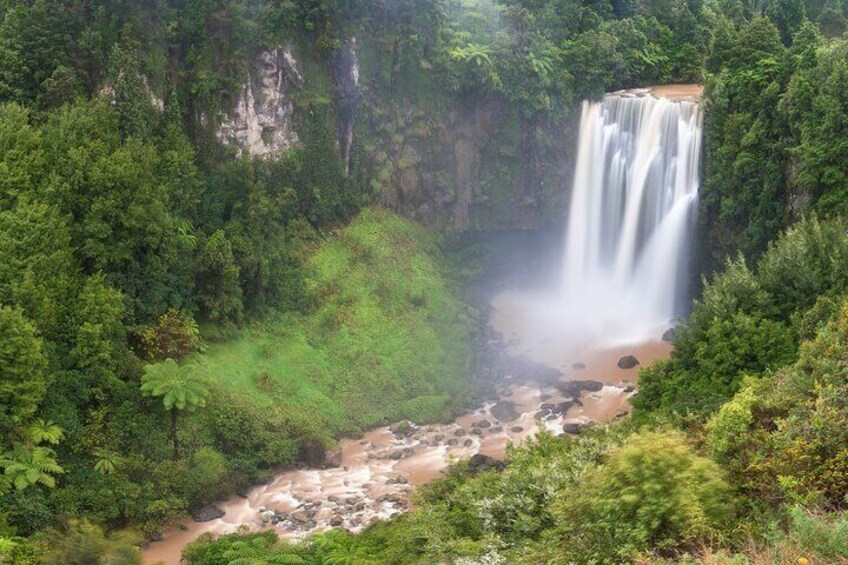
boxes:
[560,92,702,341]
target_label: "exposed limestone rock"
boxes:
[217,47,302,157]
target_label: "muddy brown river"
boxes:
[144,291,671,564]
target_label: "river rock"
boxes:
[555,380,604,398]
[617,355,640,369]
[325,448,343,468]
[389,450,404,460]
[624,386,635,393]
[330,514,344,527]
[192,505,225,522]
[448,438,459,446]
[454,428,466,437]
[491,400,519,422]
[540,403,555,411]
[290,510,309,524]
[390,421,414,437]
[463,438,473,447]
[510,426,524,433]
[562,422,586,435]
[149,532,165,542]
[555,400,575,414]
[475,419,492,428]
[469,453,507,473]
[301,441,326,467]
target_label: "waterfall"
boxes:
[560,93,702,342]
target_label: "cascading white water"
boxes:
[559,93,702,342]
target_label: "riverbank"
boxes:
[144,287,670,564]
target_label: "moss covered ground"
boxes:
[199,208,475,445]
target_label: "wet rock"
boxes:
[555,400,575,414]
[434,434,445,442]
[662,327,677,342]
[540,403,555,411]
[615,410,629,418]
[572,362,586,370]
[396,475,409,485]
[402,447,415,458]
[454,428,467,437]
[138,541,150,550]
[469,453,507,473]
[536,410,551,418]
[562,422,586,435]
[290,511,309,524]
[617,355,640,369]
[325,448,343,468]
[149,532,165,542]
[491,426,503,433]
[475,419,492,428]
[301,441,326,467]
[491,400,519,422]
[330,515,344,527]
[389,450,404,460]
[555,380,604,398]
[463,438,473,447]
[390,421,414,437]
[260,509,276,524]
[471,428,483,436]
[448,438,459,446]
[546,413,558,420]
[193,505,225,522]
[623,386,635,393]
[178,524,188,531]
[510,426,524,433]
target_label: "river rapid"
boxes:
[144,288,671,564]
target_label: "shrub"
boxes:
[550,431,734,562]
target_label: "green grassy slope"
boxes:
[200,208,475,445]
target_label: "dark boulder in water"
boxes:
[617,355,640,369]
[562,422,586,435]
[468,453,507,473]
[491,400,520,422]
[193,505,225,522]
[555,380,604,398]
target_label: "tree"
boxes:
[0,445,64,491]
[141,359,211,459]
[196,230,244,325]
[0,306,48,440]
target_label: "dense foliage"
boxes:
[0,0,847,562]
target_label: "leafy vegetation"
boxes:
[1,0,848,561]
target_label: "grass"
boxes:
[199,207,475,444]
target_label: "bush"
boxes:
[549,432,734,562]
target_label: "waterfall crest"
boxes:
[560,93,702,341]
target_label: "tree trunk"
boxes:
[171,409,179,460]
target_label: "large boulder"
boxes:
[562,422,586,435]
[301,441,325,467]
[193,505,225,522]
[468,453,507,473]
[490,400,520,422]
[617,355,640,369]
[325,448,343,468]
[554,380,604,398]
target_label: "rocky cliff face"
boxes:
[217,47,303,157]
[215,41,571,231]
